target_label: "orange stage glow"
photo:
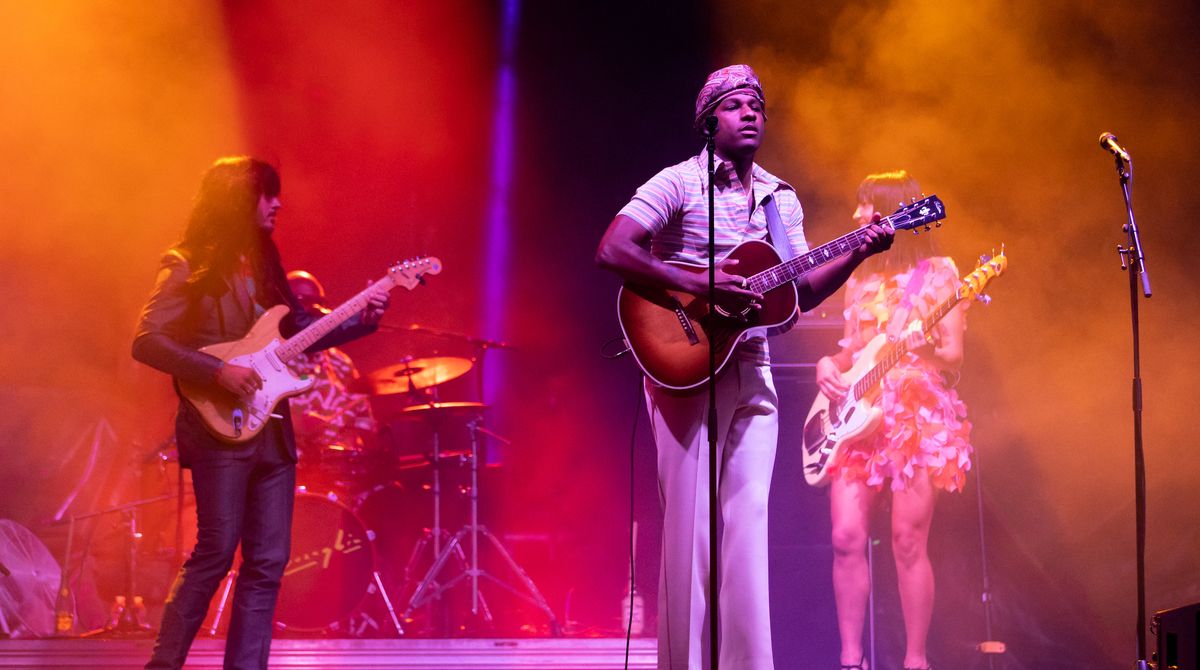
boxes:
[0,2,243,391]
[2,0,1198,658]
[714,0,1200,663]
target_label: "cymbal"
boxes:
[393,448,472,470]
[401,401,488,416]
[368,356,472,394]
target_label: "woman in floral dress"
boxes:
[815,171,972,670]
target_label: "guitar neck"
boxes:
[276,276,395,362]
[746,222,889,294]
[850,288,963,401]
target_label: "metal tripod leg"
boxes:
[402,528,488,620]
[403,523,556,634]
[406,417,558,634]
[371,569,404,635]
[207,569,236,636]
[475,525,560,635]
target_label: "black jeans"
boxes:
[146,433,295,670]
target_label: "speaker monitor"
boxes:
[1155,602,1200,670]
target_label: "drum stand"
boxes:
[397,401,490,633]
[71,495,174,638]
[402,418,560,635]
[206,522,405,637]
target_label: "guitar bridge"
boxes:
[671,297,700,345]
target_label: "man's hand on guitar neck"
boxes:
[360,280,392,327]
[215,362,263,397]
[852,214,894,261]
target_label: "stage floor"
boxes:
[0,637,657,669]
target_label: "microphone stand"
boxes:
[1108,147,1151,670]
[704,115,720,669]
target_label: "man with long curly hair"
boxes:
[133,156,390,670]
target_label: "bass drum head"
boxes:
[275,492,374,633]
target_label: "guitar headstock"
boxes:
[884,195,946,233]
[960,247,1007,303]
[388,256,443,290]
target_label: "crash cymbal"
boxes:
[368,356,473,394]
[400,401,488,416]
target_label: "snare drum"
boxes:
[274,491,375,632]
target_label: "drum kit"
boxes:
[236,343,561,637]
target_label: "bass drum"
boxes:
[275,491,375,633]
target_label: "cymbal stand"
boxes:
[399,521,481,628]
[394,382,459,633]
[427,384,443,562]
[402,418,560,634]
[69,494,174,638]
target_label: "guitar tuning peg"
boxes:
[923,224,931,231]
[935,221,942,227]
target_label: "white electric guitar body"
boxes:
[178,257,442,443]
[800,251,1007,486]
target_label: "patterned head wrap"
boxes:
[693,64,767,130]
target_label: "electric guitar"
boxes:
[617,196,947,390]
[178,257,442,443]
[800,250,1007,486]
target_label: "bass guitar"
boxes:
[800,250,1007,486]
[617,196,946,390]
[178,257,442,443]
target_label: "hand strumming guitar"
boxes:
[216,362,263,397]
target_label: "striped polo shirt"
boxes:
[618,149,810,365]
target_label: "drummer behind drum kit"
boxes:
[237,345,561,637]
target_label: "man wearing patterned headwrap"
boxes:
[597,65,893,669]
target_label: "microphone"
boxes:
[703,115,718,138]
[1099,132,1131,161]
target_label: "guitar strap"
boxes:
[761,193,794,261]
[886,259,930,340]
[762,193,798,336]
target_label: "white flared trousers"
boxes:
[646,359,777,670]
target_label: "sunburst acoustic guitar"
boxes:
[617,196,947,390]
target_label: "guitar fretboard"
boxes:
[275,277,396,362]
[745,207,926,294]
[743,195,942,295]
[745,227,869,294]
[851,286,962,401]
